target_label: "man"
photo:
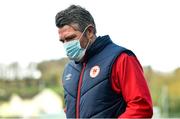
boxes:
[55,5,153,118]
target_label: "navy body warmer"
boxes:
[62,35,135,118]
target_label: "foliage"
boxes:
[144,66,180,117]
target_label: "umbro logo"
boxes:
[65,73,72,80]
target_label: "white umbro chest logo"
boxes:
[65,73,72,80]
[90,65,100,78]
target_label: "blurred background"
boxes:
[0,0,180,118]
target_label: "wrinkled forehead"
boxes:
[58,24,79,35]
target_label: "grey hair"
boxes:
[55,5,96,34]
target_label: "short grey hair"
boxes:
[55,5,96,34]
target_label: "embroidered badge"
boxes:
[90,65,100,78]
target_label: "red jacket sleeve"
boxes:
[111,53,153,118]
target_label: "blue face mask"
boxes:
[63,26,90,62]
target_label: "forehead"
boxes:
[58,25,77,36]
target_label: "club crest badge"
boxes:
[90,65,100,78]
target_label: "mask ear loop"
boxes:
[78,24,93,40]
[85,37,91,50]
[79,25,94,49]
[85,25,94,49]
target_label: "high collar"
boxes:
[81,35,112,63]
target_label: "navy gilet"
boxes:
[62,35,134,118]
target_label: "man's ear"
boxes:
[86,25,94,40]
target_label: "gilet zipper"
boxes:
[76,63,86,118]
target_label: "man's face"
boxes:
[58,25,88,49]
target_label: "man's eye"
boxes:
[65,34,76,42]
[66,38,73,42]
[59,39,64,43]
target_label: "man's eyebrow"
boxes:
[65,33,76,40]
[64,33,76,41]
[59,33,77,42]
